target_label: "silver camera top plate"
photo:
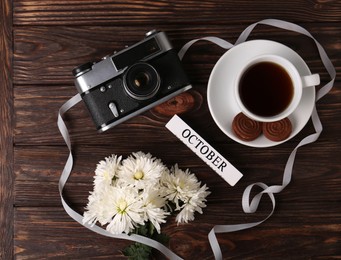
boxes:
[74,31,173,94]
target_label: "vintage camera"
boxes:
[73,30,192,132]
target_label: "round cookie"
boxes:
[232,112,262,141]
[263,118,292,142]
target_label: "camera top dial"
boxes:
[72,62,93,77]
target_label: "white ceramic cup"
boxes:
[234,54,320,122]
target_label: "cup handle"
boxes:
[302,73,320,88]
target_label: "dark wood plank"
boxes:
[14,143,341,207]
[12,24,341,147]
[0,0,14,259]
[14,207,129,259]
[13,24,341,85]
[10,0,341,259]
[13,83,341,145]
[14,207,341,259]
[13,85,207,144]
[13,0,341,26]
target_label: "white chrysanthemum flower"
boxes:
[104,186,145,234]
[106,186,145,234]
[93,154,122,191]
[161,164,200,209]
[117,152,168,190]
[175,184,210,224]
[83,186,145,234]
[161,164,210,224]
[140,187,169,233]
[83,192,101,226]
[84,153,211,235]
[83,188,115,226]
[175,203,195,223]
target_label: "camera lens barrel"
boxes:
[123,63,160,100]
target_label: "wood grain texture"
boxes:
[14,207,341,259]
[12,21,341,156]
[6,0,341,259]
[0,0,13,259]
[13,144,341,207]
[13,0,341,26]
[13,24,341,85]
[13,84,341,145]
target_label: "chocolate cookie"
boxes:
[263,117,292,142]
[232,112,262,141]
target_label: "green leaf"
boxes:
[123,222,170,259]
[134,221,155,237]
[148,221,155,237]
[153,233,170,246]
[122,242,152,260]
[135,224,149,237]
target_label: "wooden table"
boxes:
[1,0,340,259]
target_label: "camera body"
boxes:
[73,30,192,132]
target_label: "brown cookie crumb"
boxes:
[232,112,262,141]
[263,118,292,142]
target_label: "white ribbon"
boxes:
[58,19,335,259]
[178,19,335,260]
[57,95,183,259]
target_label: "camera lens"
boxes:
[134,72,150,88]
[124,63,160,100]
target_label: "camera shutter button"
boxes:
[108,102,119,118]
[145,29,158,37]
[72,62,93,77]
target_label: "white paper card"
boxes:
[166,115,243,186]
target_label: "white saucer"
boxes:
[207,40,316,148]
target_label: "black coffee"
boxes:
[239,61,294,117]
